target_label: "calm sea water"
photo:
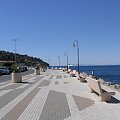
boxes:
[69,65,120,85]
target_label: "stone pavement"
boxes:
[0,69,120,120]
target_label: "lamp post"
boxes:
[73,40,80,74]
[13,39,19,64]
[58,56,60,68]
[64,52,68,71]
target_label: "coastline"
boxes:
[51,65,120,92]
[68,65,120,85]
[81,71,120,92]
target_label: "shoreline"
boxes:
[81,71,120,92]
[67,66,120,85]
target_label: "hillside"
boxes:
[0,50,49,67]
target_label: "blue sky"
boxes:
[0,0,120,66]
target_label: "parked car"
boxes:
[20,66,28,72]
[0,67,10,75]
[0,69,7,75]
[0,70,1,76]
[4,68,10,74]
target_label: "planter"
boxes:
[43,68,45,72]
[43,68,47,72]
[35,69,40,75]
[39,68,42,72]
[12,72,22,83]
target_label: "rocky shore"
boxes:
[81,72,120,92]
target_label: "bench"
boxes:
[67,69,71,74]
[86,76,115,102]
[79,73,87,82]
[70,70,76,77]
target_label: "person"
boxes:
[92,70,94,76]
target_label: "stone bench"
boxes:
[79,73,87,82]
[67,69,71,74]
[86,77,115,102]
[70,70,76,77]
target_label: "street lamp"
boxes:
[64,52,68,71]
[73,40,80,74]
[13,39,19,64]
[58,56,61,67]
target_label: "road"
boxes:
[0,69,34,83]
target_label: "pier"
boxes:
[0,69,120,120]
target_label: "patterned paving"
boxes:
[1,88,40,120]
[56,75,62,79]
[38,80,51,87]
[55,81,59,85]
[0,82,8,86]
[0,70,120,120]
[49,75,54,79]
[0,88,29,109]
[39,90,71,120]
[0,76,43,109]
[64,75,67,78]
[64,82,70,84]
[72,95,95,111]
[0,83,22,90]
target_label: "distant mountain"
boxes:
[0,50,49,67]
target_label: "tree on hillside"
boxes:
[0,50,49,67]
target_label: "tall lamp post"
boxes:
[58,56,61,67]
[64,52,68,71]
[13,39,19,64]
[73,40,80,74]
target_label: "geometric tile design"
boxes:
[55,81,59,85]
[38,80,51,87]
[0,83,22,90]
[64,82,70,84]
[0,89,13,97]
[0,82,8,86]
[1,88,40,120]
[0,70,119,120]
[56,75,62,79]
[39,90,71,120]
[0,87,29,109]
[49,75,54,79]
[64,76,67,78]
[72,95,95,111]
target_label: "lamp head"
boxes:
[73,43,75,47]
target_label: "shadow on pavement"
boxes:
[107,96,120,104]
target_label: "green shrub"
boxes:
[11,64,21,73]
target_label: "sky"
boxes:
[0,0,120,66]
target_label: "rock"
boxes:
[114,84,120,89]
[105,82,111,86]
[99,78,105,84]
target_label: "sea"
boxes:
[69,65,120,85]
[51,65,120,85]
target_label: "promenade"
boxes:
[0,69,120,120]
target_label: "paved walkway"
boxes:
[0,69,120,120]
